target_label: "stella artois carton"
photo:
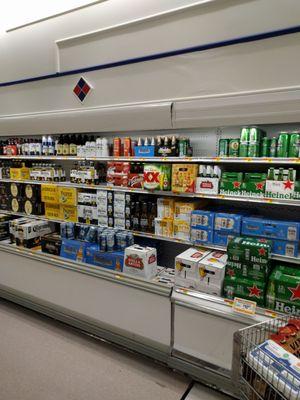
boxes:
[195,177,219,194]
[123,245,157,279]
[266,265,300,316]
[223,275,266,306]
[175,248,211,289]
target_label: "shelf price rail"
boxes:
[1,179,299,207]
[0,155,299,164]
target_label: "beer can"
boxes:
[116,231,123,251]
[86,226,97,243]
[126,232,134,246]
[240,127,250,142]
[123,137,132,156]
[99,232,107,252]
[288,132,300,158]
[239,128,250,157]
[228,139,240,157]
[218,139,229,157]
[261,137,271,157]
[179,138,188,157]
[269,137,277,157]
[113,138,122,157]
[277,132,290,157]
[248,142,260,157]
[106,232,115,252]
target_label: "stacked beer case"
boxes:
[266,264,300,315]
[223,237,272,306]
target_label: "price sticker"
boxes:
[232,297,257,316]
[245,158,253,162]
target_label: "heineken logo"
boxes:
[283,180,294,190]
[248,284,262,298]
[258,248,267,256]
[288,283,300,301]
[255,182,264,190]
[227,268,235,277]
[275,301,300,316]
[233,181,242,188]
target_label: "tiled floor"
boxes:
[0,299,233,400]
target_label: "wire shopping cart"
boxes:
[233,315,300,400]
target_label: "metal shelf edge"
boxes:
[0,243,171,297]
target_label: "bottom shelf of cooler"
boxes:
[0,242,172,358]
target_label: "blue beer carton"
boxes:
[213,231,236,247]
[214,212,243,234]
[191,210,215,230]
[241,217,300,241]
[84,248,124,271]
[60,239,94,261]
[272,240,299,257]
[190,228,213,245]
[134,145,155,157]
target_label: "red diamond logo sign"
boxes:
[73,77,92,103]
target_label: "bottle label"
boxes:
[63,144,70,155]
[70,144,77,155]
[56,144,63,155]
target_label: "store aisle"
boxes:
[0,300,231,400]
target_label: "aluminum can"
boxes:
[99,232,107,252]
[269,137,277,157]
[126,232,134,246]
[261,137,271,157]
[288,132,300,158]
[228,139,240,157]
[106,232,115,252]
[277,132,290,158]
[218,139,229,157]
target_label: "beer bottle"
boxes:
[132,202,140,231]
[288,168,294,181]
[199,165,205,177]
[266,281,276,310]
[267,167,275,181]
[63,135,70,156]
[69,134,77,156]
[171,136,177,156]
[277,168,284,181]
[150,137,156,146]
[148,202,157,233]
[140,202,149,232]
[144,137,149,146]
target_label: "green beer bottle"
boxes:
[267,167,275,181]
[277,168,284,181]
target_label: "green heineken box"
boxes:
[242,173,267,196]
[293,181,300,200]
[219,172,244,195]
[226,259,270,280]
[227,237,272,265]
[266,265,300,316]
[223,275,266,306]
